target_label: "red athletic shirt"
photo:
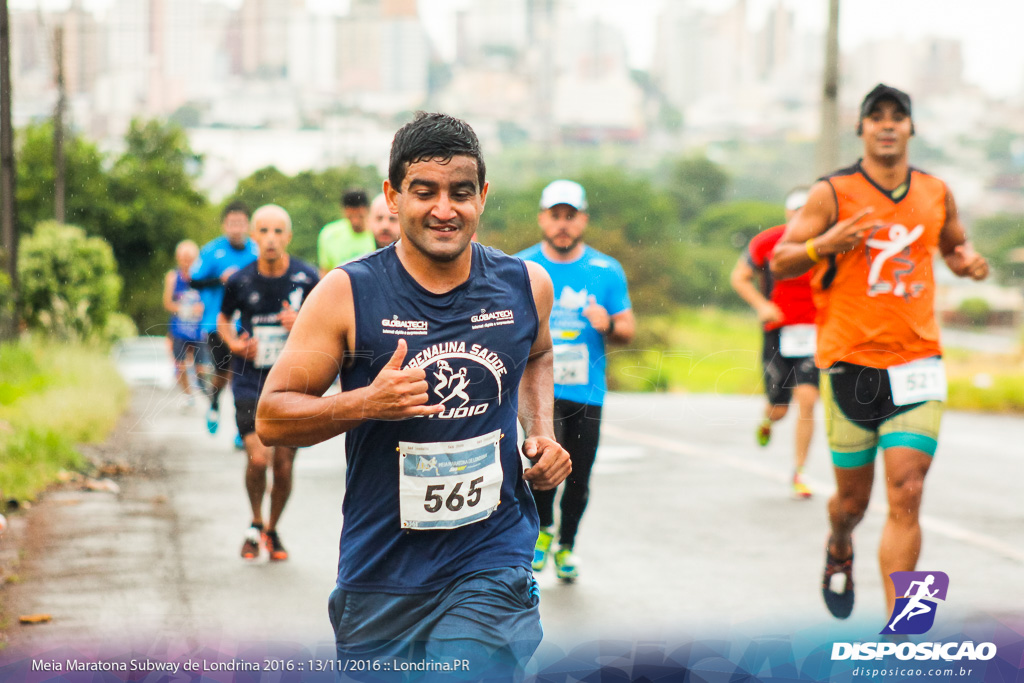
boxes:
[746,225,817,331]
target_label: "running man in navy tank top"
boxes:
[256,113,570,681]
[219,204,319,563]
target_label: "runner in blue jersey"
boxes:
[218,204,319,562]
[255,112,570,681]
[189,200,259,436]
[163,239,204,406]
[518,179,635,583]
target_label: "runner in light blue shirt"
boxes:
[189,200,259,437]
[517,179,635,583]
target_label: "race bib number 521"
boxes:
[888,357,947,406]
[398,430,503,530]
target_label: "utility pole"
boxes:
[54,24,66,224]
[816,0,840,176]
[0,0,18,340]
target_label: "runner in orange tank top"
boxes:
[771,84,989,620]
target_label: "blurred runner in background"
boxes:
[163,239,204,407]
[731,187,818,499]
[219,204,319,562]
[518,179,635,583]
[190,201,259,438]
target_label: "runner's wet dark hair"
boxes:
[388,112,486,191]
[341,189,369,207]
[221,199,251,221]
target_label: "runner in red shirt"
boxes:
[730,188,817,498]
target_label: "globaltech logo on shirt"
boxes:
[470,309,515,329]
[831,571,997,663]
[381,316,429,336]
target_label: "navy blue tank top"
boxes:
[169,271,202,341]
[337,242,540,593]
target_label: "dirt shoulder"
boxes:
[0,393,174,651]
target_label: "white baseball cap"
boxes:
[540,180,588,212]
[784,188,809,212]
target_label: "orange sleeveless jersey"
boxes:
[812,162,947,369]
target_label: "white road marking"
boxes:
[601,423,1024,564]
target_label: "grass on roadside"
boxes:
[608,308,1024,414]
[945,347,1024,413]
[0,338,129,502]
[609,308,762,396]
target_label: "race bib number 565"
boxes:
[398,430,503,530]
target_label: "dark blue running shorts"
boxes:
[327,566,541,682]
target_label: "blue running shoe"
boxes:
[532,528,554,572]
[234,433,244,450]
[206,407,219,435]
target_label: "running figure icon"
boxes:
[433,360,472,407]
[888,574,938,631]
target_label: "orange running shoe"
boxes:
[263,529,289,562]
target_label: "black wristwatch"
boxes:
[605,318,616,336]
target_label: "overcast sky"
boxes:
[420,0,1024,99]
[14,0,1024,98]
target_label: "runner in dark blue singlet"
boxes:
[218,204,319,562]
[163,239,204,406]
[255,113,570,681]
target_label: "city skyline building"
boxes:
[6,0,1020,214]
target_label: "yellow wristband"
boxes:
[805,238,821,263]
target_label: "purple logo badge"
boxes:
[881,571,949,635]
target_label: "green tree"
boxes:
[104,120,216,331]
[957,297,991,327]
[481,168,716,313]
[18,221,123,340]
[690,201,785,249]
[984,128,1017,164]
[14,119,216,332]
[973,213,1024,283]
[665,155,730,223]
[15,122,117,238]
[232,165,383,264]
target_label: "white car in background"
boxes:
[111,336,176,390]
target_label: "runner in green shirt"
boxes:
[317,189,374,275]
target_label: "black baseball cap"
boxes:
[860,83,912,120]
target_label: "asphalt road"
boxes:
[4,379,1023,659]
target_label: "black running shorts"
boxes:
[234,399,258,437]
[206,331,233,373]
[762,328,819,406]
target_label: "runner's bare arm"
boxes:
[582,295,635,345]
[729,257,782,324]
[939,190,989,281]
[608,308,635,345]
[217,312,256,360]
[256,269,442,448]
[771,181,874,278]
[162,271,178,314]
[518,262,571,491]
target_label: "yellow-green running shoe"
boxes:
[532,527,554,571]
[554,546,578,582]
[756,418,772,447]
[792,471,812,499]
